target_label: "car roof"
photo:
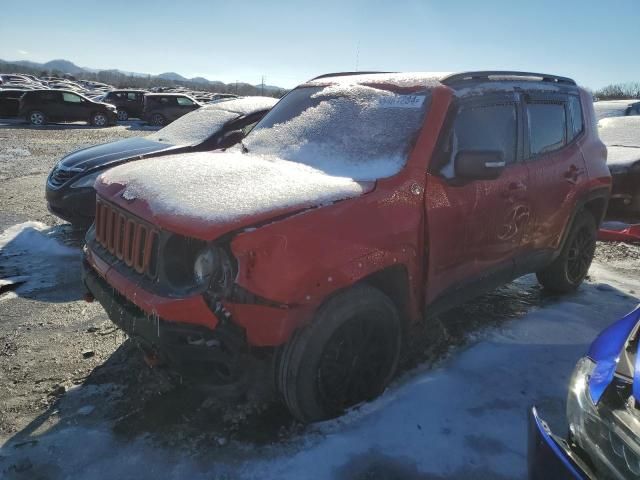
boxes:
[304,70,579,96]
[203,96,278,115]
[146,93,195,98]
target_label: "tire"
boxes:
[91,112,108,127]
[150,113,165,126]
[537,210,597,293]
[277,284,402,423]
[116,110,129,121]
[28,110,46,126]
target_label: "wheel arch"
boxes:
[358,264,411,329]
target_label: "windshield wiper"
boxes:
[240,140,249,153]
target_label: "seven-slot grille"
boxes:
[49,167,78,188]
[95,199,159,278]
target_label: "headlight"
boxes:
[70,170,102,189]
[193,248,217,286]
[566,357,597,445]
[192,246,235,293]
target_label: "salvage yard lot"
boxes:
[1,124,639,479]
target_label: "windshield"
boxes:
[243,84,430,180]
[147,106,239,145]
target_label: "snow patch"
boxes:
[99,152,367,223]
[305,72,447,88]
[0,222,76,256]
[594,99,640,120]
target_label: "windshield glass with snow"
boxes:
[243,84,431,180]
[147,106,239,145]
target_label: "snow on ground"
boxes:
[0,222,80,298]
[1,257,638,479]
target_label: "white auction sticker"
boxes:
[377,94,426,109]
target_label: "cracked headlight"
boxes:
[194,248,217,287]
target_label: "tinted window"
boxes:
[39,92,59,102]
[177,97,195,106]
[567,96,583,141]
[439,103,517,178]
[127,92,139,101]
[527,102,566,156]
[62,92,82,103]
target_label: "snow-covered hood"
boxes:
[96,151,370,239]
[607,146,640,174]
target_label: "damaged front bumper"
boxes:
[528,406,595,480]
[82,260,249,387]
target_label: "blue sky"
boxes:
[0,0,637,89]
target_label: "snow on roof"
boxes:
[453,80,565,98]
[213,96,278,115]
[594,99,640,120]
[607,146,640,168]
[305,72,449,89]
[99,152,366,224]
[598,116,640,148]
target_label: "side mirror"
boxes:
[219,129,244,149]
[455,150,505,180]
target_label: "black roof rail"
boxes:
[442,71,576,86]
[308,71,394,81]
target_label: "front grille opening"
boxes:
[94,199,160,280]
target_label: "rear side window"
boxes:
[177,97,195,106]
[439,103,517,178]
[567,96,583,141]
[127,92,139,101]
[62,92,82,103]
[527,102,566,156]
[39,92,59,102]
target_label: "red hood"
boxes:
[94,151,373,241]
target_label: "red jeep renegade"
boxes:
[82,71,610,422]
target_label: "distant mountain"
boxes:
[0,57,288,97]
[157,72,188,81]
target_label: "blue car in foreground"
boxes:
[529,305,640,479]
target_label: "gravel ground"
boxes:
[0,122,639,475]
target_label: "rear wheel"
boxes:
[150,113,165,126]
[537,211,597,293]
[91,112,108,127]
[116,110,129,121]
[277,284,402,423]
[28,110,46,126]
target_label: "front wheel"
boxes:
[28,110,46,126]
[276,284,402,423]
[91,112,108,127]
[116,110,129,121]
[150,113,165,126]
[537,211,597,293]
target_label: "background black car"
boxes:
[142,93,202,126]
[0,89,25,117]
[46,96,278,226]
[19,89,118,126]
[102,89,146,121]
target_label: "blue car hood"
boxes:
[588,304,640,404]
[59,137,175,172]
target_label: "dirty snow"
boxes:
[1,264,638,479]
[244,83,429,180]
[594,99,640,120]
[0,222,79,297]
[99,152,366,223]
